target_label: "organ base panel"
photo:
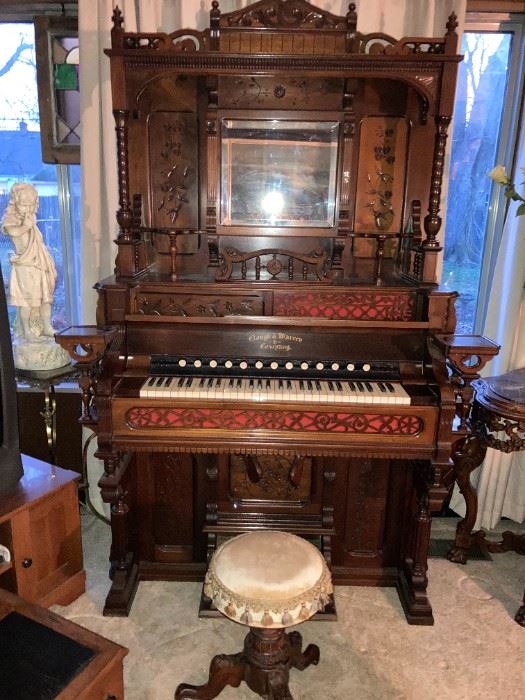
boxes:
[101,452,437,625]
[56,0,501,625]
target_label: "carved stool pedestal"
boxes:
[175,531,333,699]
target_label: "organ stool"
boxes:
[175,530,333,700]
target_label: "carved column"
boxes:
[114,109,142,277]
[416,115,450,282]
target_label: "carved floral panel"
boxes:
[354,116,409,232]
[133,292,264,317]
[149,112,198,229]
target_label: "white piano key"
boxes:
[139,374,411,406]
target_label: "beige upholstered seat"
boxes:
[176,530,333,699]
[205,530,333,628]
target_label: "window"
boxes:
[443,12,525,333]
[0,20,80,331]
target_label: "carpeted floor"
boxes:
[52,512,524,699]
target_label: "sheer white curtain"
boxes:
[450,124,525,529]
[78,0,465,513]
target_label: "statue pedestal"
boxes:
[13,337,70,372]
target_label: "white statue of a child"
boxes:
[2,182,69,371]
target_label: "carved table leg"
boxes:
[447,435,486,564]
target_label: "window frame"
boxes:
[461,11,525,332]
[0,7,80,326]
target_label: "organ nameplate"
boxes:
[248,332,304,352]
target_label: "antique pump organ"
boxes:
[57,0,499,622]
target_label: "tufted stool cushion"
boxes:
[204,530,333,628]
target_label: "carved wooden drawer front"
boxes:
[133,292,265,317]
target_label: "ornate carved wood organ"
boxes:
[57,0,500,623]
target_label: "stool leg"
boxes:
[175,652,246,699]
[287,630,320,671]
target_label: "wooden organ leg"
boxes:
[398,465,433,625]
[447,435,486,565]
[98,452,140,616]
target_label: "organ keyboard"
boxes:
[140,357,411,405]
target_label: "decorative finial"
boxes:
[210,0,220,49]
[346,3,358,52]
[446,12,458,35]
[112,6,124,32]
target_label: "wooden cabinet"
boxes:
[0,588,127,700]
[0,455,85,607]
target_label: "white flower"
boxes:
[488,164,509,185]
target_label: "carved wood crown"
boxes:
[110,1,457,57]
[222,0,354,30]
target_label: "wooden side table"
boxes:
[0,587,127,699]
[0,454,85,607]
[447,368,525,626]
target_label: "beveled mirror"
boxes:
[220,119,339,228]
